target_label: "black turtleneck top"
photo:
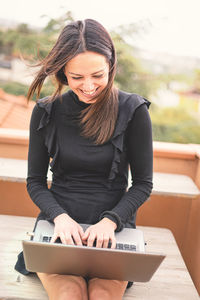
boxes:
[26,89,153,230]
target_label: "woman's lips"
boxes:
[79,87,99,99]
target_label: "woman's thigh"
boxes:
[37,272,88,300]
[88,278,128,300]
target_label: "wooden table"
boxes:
[0,215,199,300]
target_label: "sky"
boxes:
[1,0,200,58]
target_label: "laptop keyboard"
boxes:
[42,236,136,251]
[115,243,136,251]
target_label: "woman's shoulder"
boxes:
[34,90,75,115]
[118,90,150,110]
[32,91,69,116]
[36,95,60,112]
[111,91,150,138]
[31,94,62,130]
[31,91,74,130]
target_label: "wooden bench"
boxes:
[0,157,199,249]
[1,157,200,296]
[0,214,199,299]
[1,157,199,196]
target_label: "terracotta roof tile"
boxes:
[0,88,35,130]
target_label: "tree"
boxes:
[194,69,200,93]
[111,28,159,98]
[151,105,200,144]
[43,11,74,34]
[0,12,74,60]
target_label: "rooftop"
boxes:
[0,88,35,130]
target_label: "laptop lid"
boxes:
[22,221,165,282]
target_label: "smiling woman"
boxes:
[64,51,109,104]
[15,19,153,300]
[27,19,118,145]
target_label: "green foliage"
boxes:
[0,81,28,96]
[43,11,74,34]
[194,69,200,92]
[150,105,200,144]
[0,16,158,99]
[0,80,55,100]
[111,31,157,98]
[1,13,200,144]
[0,12,74,60]
[0,27,49,59]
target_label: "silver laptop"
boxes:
[22,220,165,282]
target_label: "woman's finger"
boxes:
[96,233,104,248]
[60,232,74,245]
[110,235,116,249]
[102,234,110,248]
[82,228,90,241]
[87,231,96,247]
[50,233,58,243]
[72,230,83,246]
[78,225,85,238]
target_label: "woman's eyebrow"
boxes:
[68,69,105,76]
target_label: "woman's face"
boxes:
[64,51,109,104]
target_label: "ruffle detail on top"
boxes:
[36,98,59,172]
[108,92,150,181]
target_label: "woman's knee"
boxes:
[37,273,88,300]
[55,284,83,300]
[89,287,111,300]
[88,279,127,300]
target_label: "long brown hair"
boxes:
[27,19,118,144]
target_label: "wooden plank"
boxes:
[152,172,200,198]
[0,215,199,299]
[129,170,200,198]
[0,157,28,182]
[0,157,200,197]
[0,215,48,300]
[0,157,52,183]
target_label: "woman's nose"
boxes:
[82,79,95,91]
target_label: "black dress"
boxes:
[15,89,153,286]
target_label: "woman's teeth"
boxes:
[83,90,95,95]
[81,88,98,96]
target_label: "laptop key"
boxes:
[115,243,136,251]
[42,236,49,242]
[130,244,137,251]
[123,244,130,250]
[42,236,136,251]
[116,243,124,250]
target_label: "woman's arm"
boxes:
[26,104,66,221]
[27,104,89,245]
[101,103,153,230]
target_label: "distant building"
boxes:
[0,88,34,130]
[0,57,38,85]
[151,88,180,107]
[178,89,200,114]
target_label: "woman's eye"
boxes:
[93,74,103,78]
[71,74,103,80]
[72,77,82,80]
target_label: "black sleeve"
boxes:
[26,105,66,221]
[101,103,153,230]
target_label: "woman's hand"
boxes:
[51,213,84,245]
[82,218,117,249]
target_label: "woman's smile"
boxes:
[79,87,100,101]
[64,51,109,104]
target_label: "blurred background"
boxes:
[0,0,200,144]
[1,1,200,296]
